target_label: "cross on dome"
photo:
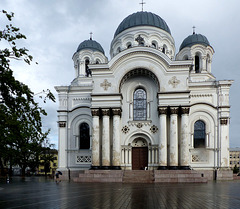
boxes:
[192,26,196,34]
[139,0,146,11]
[90,32,93,40]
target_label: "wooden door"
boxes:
[132,147,148,170]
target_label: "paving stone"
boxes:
[0,177,240,208]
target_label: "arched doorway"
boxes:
[131,138,148,170]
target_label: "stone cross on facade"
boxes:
[100,79,111,91]
[168,76,180,88]
[135,35,144,46]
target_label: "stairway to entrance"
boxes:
[72,170,208,183]
[123,170,154,183]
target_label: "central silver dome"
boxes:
[114,11,171,38]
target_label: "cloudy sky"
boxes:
[1,0,240,148]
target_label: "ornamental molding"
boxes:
[122,125,130,134]
[150,125,158,133]
[181,107,190,115]
[111,50,191,71]
[190,94,212,98]
[91,109,100,116]
[158,107,168,115]
[112,108,122,116]
[168,76,180,88]
[119,68,160,92]
[128,120,152,127]
[170,107,179,114]
[58,121,66,127]
[73,97,91,101]
[102,109,110,116]
[220,118,228,125]
[100,79,111,91]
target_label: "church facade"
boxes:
[55,11,233,177]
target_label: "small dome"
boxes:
[77,39,105,54]
[179,33,210,51]
[114,11,171,38]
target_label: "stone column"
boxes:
[158,107,167,169]
[180,107,190,169]
[220,118,230,168]
[58,121,67,169]
[102,109,110,168]
[91,109,100,168]
[112,108,121,169]
[170,107,179,169]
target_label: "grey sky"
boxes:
[1,0,240,148]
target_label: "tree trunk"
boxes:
[0,158,5,176]
[21,166,26,177]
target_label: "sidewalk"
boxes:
[0,177,240,208]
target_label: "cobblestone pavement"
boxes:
[0,177,240,209]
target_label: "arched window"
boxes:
[79,123,90,149]
[162,47,165,54]
[96,59,100,64]
[162,45,167,54]
[151,41,157,49]
[127,43,132,48]
[195,55,200,73]
[133,89,147,121]
[85,59,91,77]
[194,120,206,148]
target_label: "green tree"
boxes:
[40,143,56,176]
[233,165,239,174]
[0,10,55,176]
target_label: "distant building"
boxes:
[38,149,58,175]
[229,148,240,171]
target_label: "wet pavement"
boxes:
[0,177,240,209]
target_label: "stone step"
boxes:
[73,170,123,183]
[123,170,154,183]
[154,170,208,183]
[72,170,208,183]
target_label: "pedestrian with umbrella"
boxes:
[55,171,62,183]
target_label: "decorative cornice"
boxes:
[102,109,110,116]
[158,107,168,115]
[190,94,212,98]
[170,107,179,114]
[91,109,100,116]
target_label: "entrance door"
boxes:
[132,147,148,170]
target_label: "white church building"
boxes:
[55,11,233,181]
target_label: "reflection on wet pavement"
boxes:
[0,177,239,208]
